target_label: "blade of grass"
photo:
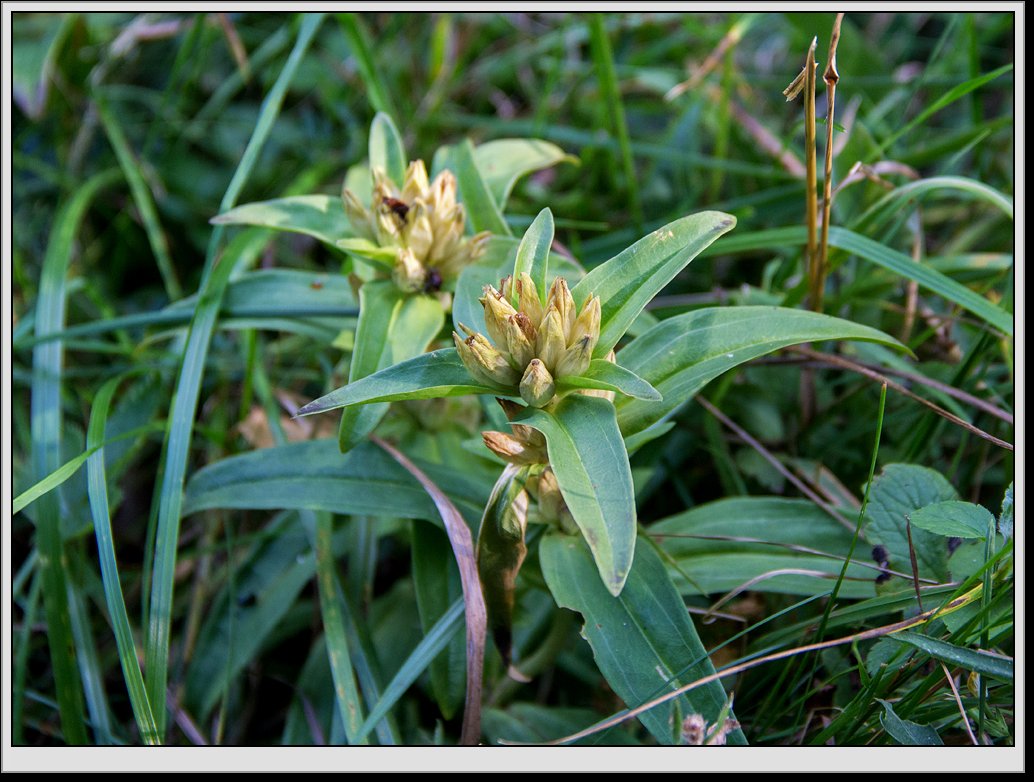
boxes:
[145,13,325,739]
[86,375,161,744]
[95,93,182,301]
[14,421,165,515]
[588,14,643,231]
[353,598,465,744]
[338,13,398,118]
[876,64,1013,154]
[31,167,120,745]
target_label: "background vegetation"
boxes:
[10,11,1015,749]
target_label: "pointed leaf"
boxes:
[893,630,1013,682]
[615,306,909,437]
[572,211,737,358]
[448,138,510,236]
[212,195,352,247]
[514,395,635,596]
[303,348,506,418]
[540,533,745,745]
[510,208,554,307]
[473,139,577,211]
[182,439,490,525]
[369,111,406,184]
[335,237,398,267]
[337,283,445,451]
[556,359,661,401]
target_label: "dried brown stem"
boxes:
[373,437,487,746]
[816,13,844,312]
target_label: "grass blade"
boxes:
[95,94,182,300]
[86,376,161,744]
[145,13,325,738]
[30,168,120,745]
[339,13,398,119]
[587,15,642,230]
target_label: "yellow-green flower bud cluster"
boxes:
[343,160,491,293]
[453,274,602,409]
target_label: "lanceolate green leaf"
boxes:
[826,226,1013,336]
[878,700,943,746]
[473,139,578,210]
[86,376,160,744]
[183,439,491,526]
[31,168,120,745]
[556,359,661,402]
[511,208,554,307]
[449,138,511,236]
[515,395,635,596]
[540,533,746,745]
[369,111,407,185]
[572,211,737,358]
[302,348,506,418]
[211,195,353,248]
[338,282,445,452]
[651,497,877,599]
[616,306,908,437]
[893,630,1013,682]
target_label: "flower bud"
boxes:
[568,295,601,353]
[457,330,519,386]
[516,273,543,326]
[480,285,519,348]
[401,160,429,203]
[482,431,548,465]
[342,188,374,240]
[504,313,537,369]
[392,248,427,293]
[429,170,458,212]
[402,201,434,261]
[535,307,567,373]
[520,359,555,407]
[495,398,545,448]
[555,335,593,378]
[546,277,576,341]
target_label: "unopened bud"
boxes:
[495,398,546,448]
[480,285,519,348]
[536,468,575,532]
[429,170,458,212]
[569,295,601,353]
[520,359,555,407]
[482,431,548,465]
[402,202,434,260]
[536,307,567,373]
[546,277,576,341]
[401,160,429,203]
[516,273,543,325]
[392,248,427,293]
[342,189,374,240]
[555,335,592,378]
[461,331,520,386]
[504,313,537,369]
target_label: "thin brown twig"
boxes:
[503,586,985,745]
[940,662,979,745]
[788,346,1014,451]
[696,396,858,533]
[372,436,486,746]
[767,350,1013,425]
